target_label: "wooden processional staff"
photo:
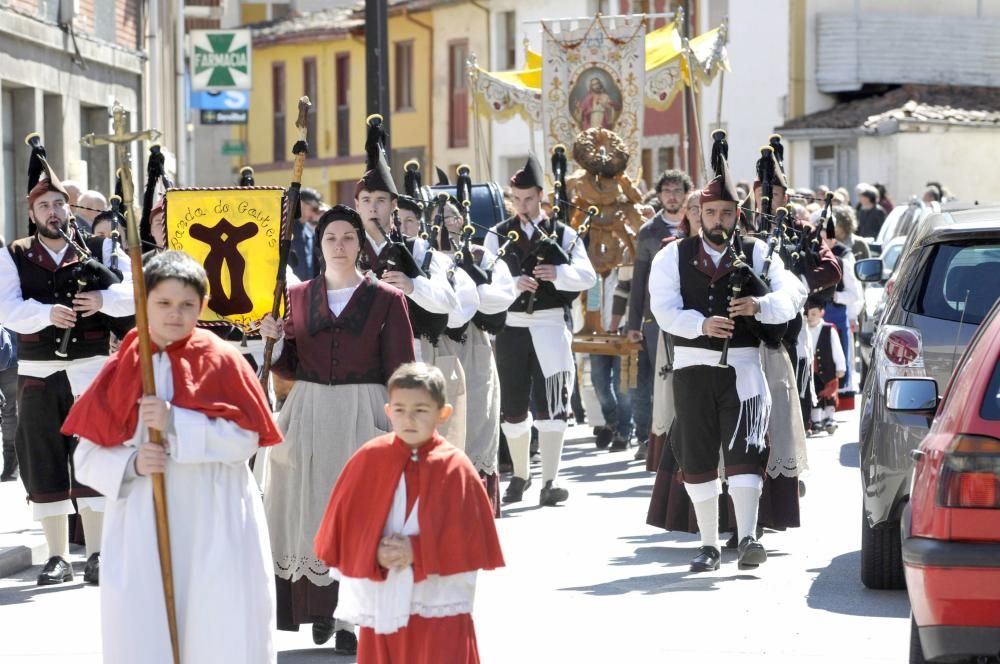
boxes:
[81,104,180,664]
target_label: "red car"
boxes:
[888,298,1000,663]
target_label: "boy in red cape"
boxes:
[315,362,504,663]
[63,251,282,664]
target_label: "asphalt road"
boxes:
[0,406,911,663]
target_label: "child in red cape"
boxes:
[314,362,504,663]
[63,251,282,664]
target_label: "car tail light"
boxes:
[937,435,1000,509]
[876,325,925,391]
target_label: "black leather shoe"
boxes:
[689,546,721,572]
[593,426,613,449]
[610,434,630,451]
[502,476,531,504]
[726,525,764,549]
[539,480,568,506]
[312,617,335,645]
[333,629,358,655]
[737,536,768,569]
[37,556,74,585]
[83,552,100,585]
[633,442,648,461]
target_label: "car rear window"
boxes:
[909,242,1000,326]
[983,360,1000,421]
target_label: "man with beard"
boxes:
[647,131,800,571]
[0,133,133,586]
[626,169,693,460]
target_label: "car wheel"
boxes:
[861,508,906,589]
[909,617,928,664]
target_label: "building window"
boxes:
[448,40,469,148]
[303,57,318,156]
[395,41,415,111]
[498,11,517,69]
[272,63,286,162]
[336,53,350,157]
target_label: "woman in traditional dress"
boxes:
[260,205,415,653]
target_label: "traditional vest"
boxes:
[495,216,576,314]
[671,235,761,352]
[9,235,114,362]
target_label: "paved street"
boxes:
[0,407,910,663]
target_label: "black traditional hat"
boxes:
[700,131,739,204]
[509,153,544,190]
[396,195,422,215]
[435,166,450,186]
[355,114,398,198]
[25,132,69,234]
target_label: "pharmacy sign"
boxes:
[191,30,252,91]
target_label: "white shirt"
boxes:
[0,236,135,385]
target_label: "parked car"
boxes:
[859,235,908,385]
[886,297,1000,663]
[855,209,1000,590]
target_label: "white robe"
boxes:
[74,351,276,664]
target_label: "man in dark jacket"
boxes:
[290,187,323,281]
[625,169,692,459]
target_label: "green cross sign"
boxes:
[191,30,252,91]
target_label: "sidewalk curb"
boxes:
[0,539,47,578]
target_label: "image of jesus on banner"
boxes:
[571,70,623,131]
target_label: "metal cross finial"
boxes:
[81,101,162,249]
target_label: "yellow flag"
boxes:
[164,187,285,331]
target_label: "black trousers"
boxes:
[15,372,100,503]
[495,326,570,422]
[671,365,767,483]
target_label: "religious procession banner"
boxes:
[541,15,647,182]
[164,187,285,331]
[469,16,729,129]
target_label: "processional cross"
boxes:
[81,103,180,664]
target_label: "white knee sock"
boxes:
[729,474,764,542]
[691,498,719,550]
[79,508,103,557]
[41,515,69,559]
[684,479,722,550]
[506,431,531,481]
[538,430,565,484]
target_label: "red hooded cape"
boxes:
[315,433,504,581]
[61,327,282,448]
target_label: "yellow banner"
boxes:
[165,187,284,331]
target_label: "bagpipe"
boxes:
[366,116,427,280]
[52,222,123,357]
[403,159,432,241]
[139,145,171,251]
[717,211,790,365]
[520,146,574,315]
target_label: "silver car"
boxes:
[855,209,1000,590]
